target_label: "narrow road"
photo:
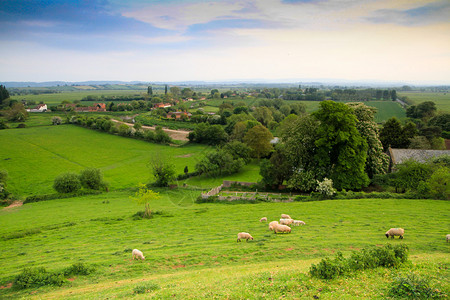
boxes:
[111,119,191,141]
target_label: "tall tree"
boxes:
[347,102,389,178]
[313,101,369,190]
[147,86,153,96]
[243,124,273,159]
[0,85,10,107]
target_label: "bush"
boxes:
[315,178,336,197]
[14,267,65,289]
[79,168,104,190]
[63,263,94,276]
[310,244,409,280]
[52,116,62,125]
[388,272,445,299]
[53,172,81,193]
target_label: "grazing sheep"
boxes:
[237,232,254,242]
[293,220,306,226]
[385,228,405,239]
[132,249,145,260]
[280,218,293,226]
[273,224,291,234]
[260,217,268,222]
[281,214,291,219]
[269,221,279,231]
[447,234,450,243]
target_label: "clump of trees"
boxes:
[261,101,389,192]
[53,168,107,193]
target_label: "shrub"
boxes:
[79,168,104,190]
[310,244,409,279]
[53,172,81,193]
[63,263,94,276]
[52,116,62,125]
[14,267,65,289]
[388,272,445,299]
[17,123,26,128]
[315,178,336,197]
[426,166,450,200]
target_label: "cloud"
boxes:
[366,0,450,26]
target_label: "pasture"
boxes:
[399,91,450,112]
[0,125,209,196]
[0,192,448,298]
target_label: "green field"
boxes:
[0,192,448,298]
[10,90,147,105]
[0,125,209,196]
[399,91,450,112]
[364,101,406,123]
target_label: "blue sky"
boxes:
[0,0,449,83]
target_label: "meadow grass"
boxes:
[398,91,450,112]
[0,191,448,298]
[0,125,209,196]
[364,100,406,123]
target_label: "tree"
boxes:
[390,90,397,101]
[53,172,81,193]
[6,103,28,122]
[313,101,369,190]
[406,101,437,120]
[150,158,176,187]
[80,168,105,190]
[221,140,252,164]
[251,106,273,127]
[131,183,160,218]
[170,86,181,98]
[195,149,244,177]
[184,166,189,174]
[347,102,389,178]
[0,85,10,107]
[52,116,62,125]
[380,117,416,151]
[147,86,153,96]
[181,88,193,99]
[243,124,273,159]
[0,169,9,199]
[164,85,168,95]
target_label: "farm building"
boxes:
[26,103,47,112]
[167,111,192,119]
[387,147,449,171]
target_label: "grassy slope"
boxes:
[0,192,448,298]
[0,125,209,196]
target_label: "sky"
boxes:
[0,0,449,84]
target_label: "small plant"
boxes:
[131,183,161,218]
[388,272,445,299]
[133,282,160,294]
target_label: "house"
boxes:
[387,147,449,171]
[153,103,172,109]
[69,102,106,112]
[167,111,192,120]
[26,103,47,112]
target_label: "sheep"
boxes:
[280,218,293,226]
[237,232,254,242]
[281,214,291,219]
[269,221,279,231]
[447,234,450,243]
[260,217,268,222]
[293,220,306,226]
[132,249,145,260]
[385,228,405,239]
[273,224,291,234]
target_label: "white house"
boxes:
[27,104,47,112]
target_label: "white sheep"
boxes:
[269,221,279,231]
[237,232,254,242]
[280,218,293,226]
[260,217,268,222]
[293,220,306,226]
[273,224,291,234]
[385,228,405,239]
[446,234,450,243]
[132,249,145,260]
[281,214,291,219]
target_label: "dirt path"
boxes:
[3,201,23,210]
[111,119,191,141]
